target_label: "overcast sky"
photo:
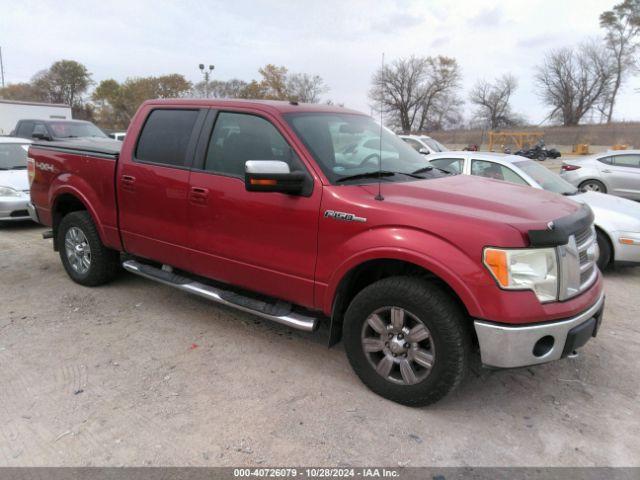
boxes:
[1,0,637,124]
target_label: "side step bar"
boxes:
[122,260,319,332]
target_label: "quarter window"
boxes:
[471,160,528,185]
[135,109,200,167]
[598,157,613,165]
[204,112,303,177]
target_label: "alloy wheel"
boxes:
[360,306,435,385]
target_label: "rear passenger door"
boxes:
[607,154,640,199]
[186,110,321,308]
[117,106,206,270]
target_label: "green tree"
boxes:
[599,0,640,122]
[32,60,92,107]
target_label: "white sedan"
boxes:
[427,151,640,270]
[0,137,32,223]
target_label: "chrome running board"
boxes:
[122,260,318,332]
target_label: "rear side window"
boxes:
[613,154,640,168]
[135,109,200,167]
[598,157,613,165]
[16,121,35,138]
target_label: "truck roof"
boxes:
[141,98,365,116]
[0,99,71,108]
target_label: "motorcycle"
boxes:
[514,140,561,161]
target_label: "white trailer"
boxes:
[0,100,72,135]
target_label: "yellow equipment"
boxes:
[572,144,590,155]
[488,131,544,152]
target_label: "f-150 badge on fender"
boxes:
[324,210,367,223]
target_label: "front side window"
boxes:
[471,160,528,185]
[430,158,463,174]
[285,113,446,184]
[136,109,200,167]
[0,143,29,170]
[204,112,303,177]
[402,138,424,152]
[613,154,640,168]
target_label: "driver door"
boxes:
[186,110,322,308]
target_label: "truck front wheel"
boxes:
[343,276,470,406]
[57,211,120,286]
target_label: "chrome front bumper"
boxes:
[474,293,605,368]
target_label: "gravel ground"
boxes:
[0,221,638,467]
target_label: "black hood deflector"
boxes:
[528,203,594,247]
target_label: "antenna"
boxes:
[375,52,385,201]
[0,46,5,89]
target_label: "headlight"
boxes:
[484,247,558,302]
[0,186,22,197]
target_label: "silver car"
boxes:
[399,134,448,155]
[0,137,32,223]
[427,151,640,270]
[560,150,640,200]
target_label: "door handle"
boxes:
[602,169,611,173]
[121,175,136,191]
[190,187,209,204]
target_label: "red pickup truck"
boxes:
[27,99,604,406]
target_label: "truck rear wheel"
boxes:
[343,276,469,406]
[57,211,120,286]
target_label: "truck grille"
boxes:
[576,227,598,293]
[558,225,598,300]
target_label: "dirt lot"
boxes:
[0,222,639,467]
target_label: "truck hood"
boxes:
[368,174,582,230]
[0,169,29,192]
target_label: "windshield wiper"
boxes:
[412,165,453,175]
[336,171,397,183]
[10,166,27,170]
[562,190,580,196]
[337,170,425,183]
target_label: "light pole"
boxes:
[199,64,214,98]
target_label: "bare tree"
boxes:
[469,74,521,129]
[369,56,462,132]
[416,57,462,131]
[599,0,640,123]
[535,42,615,126]
[287,73,328,103]
[193,79,248,99]
[369,56,431,132]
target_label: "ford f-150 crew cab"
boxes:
[27,99,605,406]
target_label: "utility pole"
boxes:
[199,64,215,98]
[0,46,5,89]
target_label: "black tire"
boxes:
[57,211,120,286]
[537,153,546,161]
[343,276,470,407]
[596,229,612,271]
[579,179,607,194]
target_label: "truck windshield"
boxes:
[285,113,447,184]
[0,143,28,170]
[49,122,108,139]
[514,159,578,195]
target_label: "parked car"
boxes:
[560,150,640,200]
[427,151,640,270]
[0,137,32,223]
[515,140,561,161]
[28,99,604,406]
[399,134,448,155]
[12,119,113,143]
[0,99,71,136]
[108,131,127,141]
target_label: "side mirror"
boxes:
[245,160,306,195]
[418,148,430,155]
